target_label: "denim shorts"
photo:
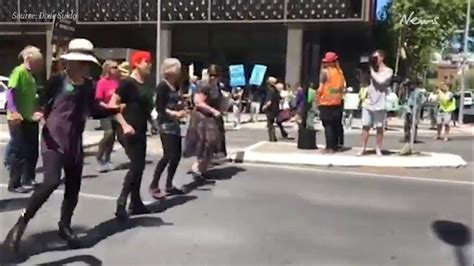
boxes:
[362,108,386,128]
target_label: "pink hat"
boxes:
[322,52,339,63]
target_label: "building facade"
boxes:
[0,0,376,88]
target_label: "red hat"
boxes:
[131,51,151,69]
[322,52,339,63]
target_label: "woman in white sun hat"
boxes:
[4,38,120,253]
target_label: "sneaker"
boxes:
[96,159,108,173]
[375,148,383,157]
[106,162,116,171]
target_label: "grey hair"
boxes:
[161,58,181,76]
[19,45,43,60]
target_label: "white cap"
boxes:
[60,38,99,65]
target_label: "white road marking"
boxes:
[0,183,154,204]
[240,162,474,186]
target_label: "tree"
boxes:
[390,0,466,78]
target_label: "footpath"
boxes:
[228,141,467,168]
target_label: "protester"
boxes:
[263,79,289,142]
[342,87,355,129]
[148,58,186,199]
[401,80,425,143]
[118,61,131,77]
[95,60,121,172]
[6,46,43,193]
[232,86,244,129]
[435,83,456,141]
[3,39,120,253]
[249,84,262,122]
[316,52,346,153]
[427,88,439,129]
[184,64,228,179]
[109,51,154,220]
[358,50,393,156]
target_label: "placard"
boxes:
[52,17,76,42]
[229,64,246,87]
[249,64,267,86]
[344,93,360,110]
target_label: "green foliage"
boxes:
[388,0,467,77]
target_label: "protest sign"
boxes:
[249,64,267,86]
[344,93,360,110]
[229,64,246,87]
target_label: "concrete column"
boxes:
[160,28,172,63]
[285,27,303,86]
[155,27,172,85]
[46,29,53,79]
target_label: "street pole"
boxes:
[458,0,471,125]
[155,0,161,86]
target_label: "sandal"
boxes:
[149,187,166,200]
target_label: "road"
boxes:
[0,118,473,265]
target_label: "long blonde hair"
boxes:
[101,60,118,78]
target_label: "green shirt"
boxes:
[307,88,316,104]
[7,65,37,121]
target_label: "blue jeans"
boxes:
[4,138,13,168]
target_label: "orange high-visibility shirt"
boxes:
[317,67,345,106]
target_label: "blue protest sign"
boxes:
[249,64,267,86]
[229,64,246,87]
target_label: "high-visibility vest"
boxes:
[318,67,345,106]
[439,92,456,112]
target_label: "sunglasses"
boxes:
[110,66,118,69]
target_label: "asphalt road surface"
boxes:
[0,128,473,265]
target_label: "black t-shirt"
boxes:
[265,86,281,116]
[155,80,181,135]
[116,77,153,134]
[250,85,262,102]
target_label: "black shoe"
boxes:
[23,180,38,187]
[166,186,186,196]
[128,203,151,216]
[115,202,129,221]
[58,222,81,249]
[3,215,27,254]
[7,186,31,194]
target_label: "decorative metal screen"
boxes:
[78,0,139,22]
[0,0,18,22]
[287,0,362,20]
[17,0,75,22]
[0,0,366,23]
[211,0,284,20]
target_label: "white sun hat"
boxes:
[60,38,99,65]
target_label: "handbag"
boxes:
[277,109,291,123]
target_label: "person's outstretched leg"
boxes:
[165,135,183,194]
[22,121,39,186]
[4,150,63,253]
[149,133,172,199]
[129,138,149,215]
[59,156,84,248]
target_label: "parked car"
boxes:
[0,75,8,113]
[455,91,473,107]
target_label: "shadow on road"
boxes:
[0,217,169,264]
[0,197,30,213]
[181,166,246,193]
[114,160,154,171]
[37,254,103,265]
[205,166,246,181]
[432,220,472,266]
[148,195,198,213]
